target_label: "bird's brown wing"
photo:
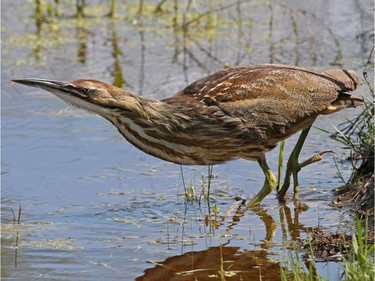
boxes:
[169,64,359,124]
[162,64,361,149]
[164,65,359,130]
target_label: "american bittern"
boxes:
[12,64,363,207]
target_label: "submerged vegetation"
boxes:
[7,0,368,86]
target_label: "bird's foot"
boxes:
[298,150,335,170]
[247,196,262,208]
[247,166,276,208]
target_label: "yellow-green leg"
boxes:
[247,156,277,208]
[277,126,332,201]
[277,127,311,200]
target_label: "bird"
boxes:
[12,64,363,207]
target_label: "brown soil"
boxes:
[332,141,374,226]
[299,227,374,262]
[303,136,374,261]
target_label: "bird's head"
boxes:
[12,78,147,117]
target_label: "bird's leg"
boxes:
[277,126,333,201]
[247,156,276,208]
[277,127,311,200]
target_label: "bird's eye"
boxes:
[82,87,90,95]
[74,87,90,98]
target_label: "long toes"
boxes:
[318,149,336,156]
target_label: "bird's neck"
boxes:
[102,89,190,128]
[102,93,196,164]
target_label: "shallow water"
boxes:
[1,0,373,280]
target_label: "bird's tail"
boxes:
[319,69,363,115]
[322,69,360,91]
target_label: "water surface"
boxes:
[2,0,373,280]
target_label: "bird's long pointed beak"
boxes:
[13,78,66,88]
[12,78,88,98]
[11,78,112,115]
[13,78,73,93]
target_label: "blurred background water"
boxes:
[1,0,373,280]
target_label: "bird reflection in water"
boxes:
[136,203,312,281]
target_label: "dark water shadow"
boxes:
[136,246,282,281]
[135,202,313,280]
